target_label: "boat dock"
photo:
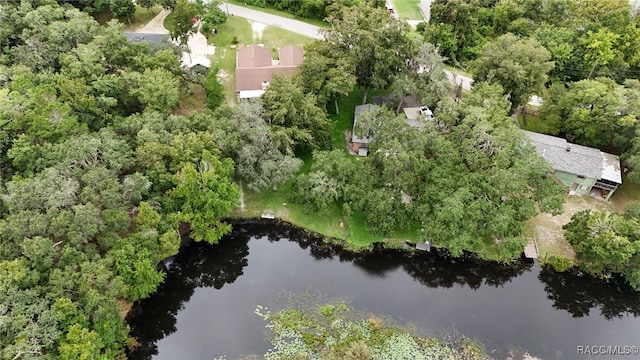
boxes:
[524,238,539,259]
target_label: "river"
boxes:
[127,221,640,360]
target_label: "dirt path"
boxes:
[136,9,170,34]
[525,195,611,261]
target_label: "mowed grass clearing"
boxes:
[391,0,424,20]
[95,5,163,30]
[208,17,253,105]
[258,26,315,52]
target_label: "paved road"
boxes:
[218,2,323,39]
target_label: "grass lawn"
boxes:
[259,26,315,52]
[226,0,331,29]
[208,17,253,105]
[609,174,640,213]
[517,112,555,133]
[173,83,206,115]
[94,5,162,30]
[163,11,176,33]
[391,0,423,20]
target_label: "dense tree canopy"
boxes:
[323,1,413,103]
[564,210,640,290]
[472,33,554,113]
[295,83,565,259]
[0,1,241,357]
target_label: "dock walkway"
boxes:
[524,239,539,259]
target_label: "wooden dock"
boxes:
[524,240,539,259]
[416,241,431,251]
[261,210,275,219]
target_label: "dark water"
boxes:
[128,221,640,360]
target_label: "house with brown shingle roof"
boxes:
[235,44,304,99]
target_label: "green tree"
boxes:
[204,68,225,110]
[540,77,638,149]
[170,0,199,46]
[564,210,640,289]
[232,102,302,191]
[138,0,158,14]
[581,28,621,79]
[472,33,554,113]
[110,0,136,19]
[261,74,331,154]
[167,150,239,243]
[130,68,180,112]
[291,171,339,212]
[195,0,227,35]
[298,41,355,114]
[323,1,413,104]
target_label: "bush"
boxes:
[545,255,574,272]
[231,36,239,45]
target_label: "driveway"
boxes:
[137,9,170,34]
[217,2,323,39]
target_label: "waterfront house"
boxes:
[524,130,622,201]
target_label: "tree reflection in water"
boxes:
[127,220,640,359]
[539,267,640,319]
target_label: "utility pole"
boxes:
[225,1,229,15]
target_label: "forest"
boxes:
[1,0,640,358]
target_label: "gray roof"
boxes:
[125,32,171,43]
[352,104,374,144]
[524,130,622,184]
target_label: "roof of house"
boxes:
[125,32,170,43]
[237,45,273,68]
[278,45,304,66]
[352,104,375,144]
[235,44,303,92]
[524,130,622,184]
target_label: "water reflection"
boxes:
[539,267,640,319]
[127,226,251,359]
[127,220,640,359]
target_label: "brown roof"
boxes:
[236,66,299,91]
[235,44,304,92]
[236,45,272,68]
[278,45,304,66]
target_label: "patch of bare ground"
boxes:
[118,298,133,319]
[525,194,611,261]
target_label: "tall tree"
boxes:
[472,33,554,114]
[232,101,302,191]
[323,1,412,104]
[170,0,199,46]
[167,150,239,243]
[298,41,355,114]
[540,77,639,149]
[564,210,640,290]
[261,74,331,154]
[110,0,136,20]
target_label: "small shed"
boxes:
[351,104,375,156]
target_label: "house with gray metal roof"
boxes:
[524,130,622,201]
